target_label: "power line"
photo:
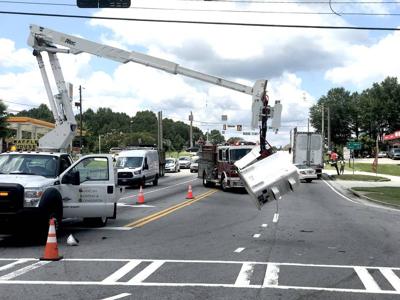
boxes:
[1,10,400,30]
[2,100,39,108]
[1,1,400,16]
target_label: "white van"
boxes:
[116,149,160,187]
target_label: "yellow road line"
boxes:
[125,189,218,228]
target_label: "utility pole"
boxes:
[157,111,163,151]
[75,85,83,149]
[189,111,193,148]
[327,106,331,151]
[321,103,325,150]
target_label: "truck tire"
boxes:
[220,175,228,192]
[83,217,108,227]
[203,172,214,188]
[153,174,159,186]
[38,189,63,242]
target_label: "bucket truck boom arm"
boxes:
[28,24,279,154]
[28,24,297,210]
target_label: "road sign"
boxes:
[343,147,350,160]
[347,141,362,150]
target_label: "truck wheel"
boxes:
[38,189,63,243]
[220,176,228,192]
[84,217,108,227]
[153,174,159,186]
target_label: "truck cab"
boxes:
[0,152,118,235]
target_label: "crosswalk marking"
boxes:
[0,257,398,295]
[102,260,141,283]
[380,268,400,292]
[0,261,50,280]
[354,267,381,292]
[234,263,255,287]
[128,261,164,284]
[263,263,279,286]
[0,259,29,272]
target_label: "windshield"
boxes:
[166,159,175,164]
[116,157,143,168]
[0,154,58,178]
[229,148,252,162]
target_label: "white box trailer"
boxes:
[292,130,323,177]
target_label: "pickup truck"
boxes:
[0,152,120,237]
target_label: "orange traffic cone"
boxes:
[40,218,63,261]
[137,186,145,204]
[186,184,194,199]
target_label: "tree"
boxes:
[16,104,54,123]
[0,100,9,139]
[208,129,225,145]
[309,88,354,147]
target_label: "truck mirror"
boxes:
[235,149,299,210]
[62,170,80,185]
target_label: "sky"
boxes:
[1,0,400,147]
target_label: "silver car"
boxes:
[178,156,191,169]
[165,158,180,173]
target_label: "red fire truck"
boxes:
[198,143,255,191]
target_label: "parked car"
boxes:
[165,158,180,173]
[377,151,387,158]
[295,164,318,183]
[178,156,191,169]
[190,157,199,173]
[390,148,400,160]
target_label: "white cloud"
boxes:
[325,29,400,88]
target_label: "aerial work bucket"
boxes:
[235,148,299,210]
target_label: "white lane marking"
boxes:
[5,257,400,272]
[322,179,359,204]
[253,234,261,238]
[263,263,280,286]
[119,178,197,201]
[234,248,245,253]
[380,268,400,291]
[1,280,400,294]
[234,263,255,287]
[102,260,141,283]
[272,213,279,223]
[0,259,30,272]
[354,267,381,292]
[100,293,131,300]
[128,261,164,284]
[67,227,132,231]
[0,261,50,280]
[261,224,268,228]
[117,203,155,208]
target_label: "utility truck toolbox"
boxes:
[235,149,299,210]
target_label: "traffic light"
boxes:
[77,0,131,8]
[223,124,226,130]
[237,125,242,131]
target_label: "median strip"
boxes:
[125,189,218,228]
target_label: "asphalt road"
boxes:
[0,169,400,299]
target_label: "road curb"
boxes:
[322,173,400,211]
[349,188,400,210]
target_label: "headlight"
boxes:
[134,170,141,175]
[24,188,44,207]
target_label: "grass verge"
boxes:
[331,174,390,181]
[325,163,400,177]
[351,187,400,206]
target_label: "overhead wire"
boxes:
[1,1,400,16]
[1,10,400,30]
